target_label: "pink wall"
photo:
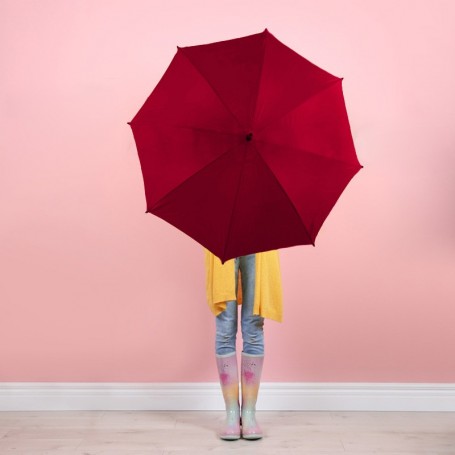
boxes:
[1,0,454,383]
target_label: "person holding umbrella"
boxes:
[205,247,283,440]
[128,26,362,440]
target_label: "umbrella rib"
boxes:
[173,124,243,139]
[248,29,268,129]
[255,78,342,135]
[178,48,245,131]
[149,142,243,211]
[221,148,247,262]
[253,138,361,167]
[250,142,315,246]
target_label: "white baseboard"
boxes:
[1,382,454,412]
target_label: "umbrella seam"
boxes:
[148,142,244,211]
[172,125,243,137]
[248,29,268,131]
[221,146,248,262]
[256,78,343,135]
[251,142,315,246]
[177,48,245,132]
[253,138,362,168]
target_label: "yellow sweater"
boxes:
[204,247,283,323]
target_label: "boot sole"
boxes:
[242,433,263,440]
[219,434,241,440]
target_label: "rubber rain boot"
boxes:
[240,352,264,439]
[215,352,241,440]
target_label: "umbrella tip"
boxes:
[127,121,131,125]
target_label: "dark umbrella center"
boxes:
[245,132,253,142]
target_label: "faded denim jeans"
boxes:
[215,254,265,356]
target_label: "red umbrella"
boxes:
[128,28,362,264]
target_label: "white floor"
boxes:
[0,410,454,454]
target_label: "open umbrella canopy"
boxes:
[128,28,363,264]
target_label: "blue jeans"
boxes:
[215,254,265,356]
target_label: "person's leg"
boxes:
[240,254,264,355]
[215,257,240,440]
[239,254,264,440]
